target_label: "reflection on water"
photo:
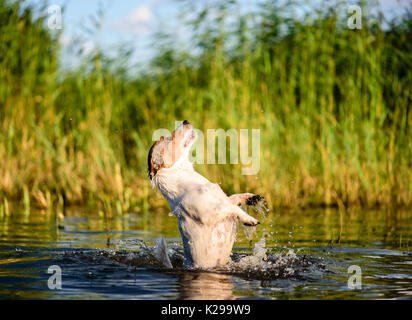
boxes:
[0,206,411,299]
[178,272,236,300]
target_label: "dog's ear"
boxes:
[148,139,165,180]
[148,142,158,180]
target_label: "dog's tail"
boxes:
[155,237,173,269]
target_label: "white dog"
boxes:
[148,121,262,269]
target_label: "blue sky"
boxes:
[45,0,183,68]
[39,0,267,69]
[30,0,412,69]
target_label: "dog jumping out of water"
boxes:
[148,120,262,269]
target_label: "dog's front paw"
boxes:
[242,216,260,227]
[246,194,264,206]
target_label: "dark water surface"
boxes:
[0,207,411,299]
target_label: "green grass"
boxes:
[0,0,411,214]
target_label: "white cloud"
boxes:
[111,5,154,34]
[129,5,153,24]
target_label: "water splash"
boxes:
[247,196,270,220]
[243,225,257,241]
[60,193,324,280]
[242,196,270,241]
[234,235,267,268]
[221,234,318,279]
[61,236,325,281]
[60,198,323,280]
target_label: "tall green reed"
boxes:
[0,0,410,214]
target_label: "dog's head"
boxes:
[148,120,197,180]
